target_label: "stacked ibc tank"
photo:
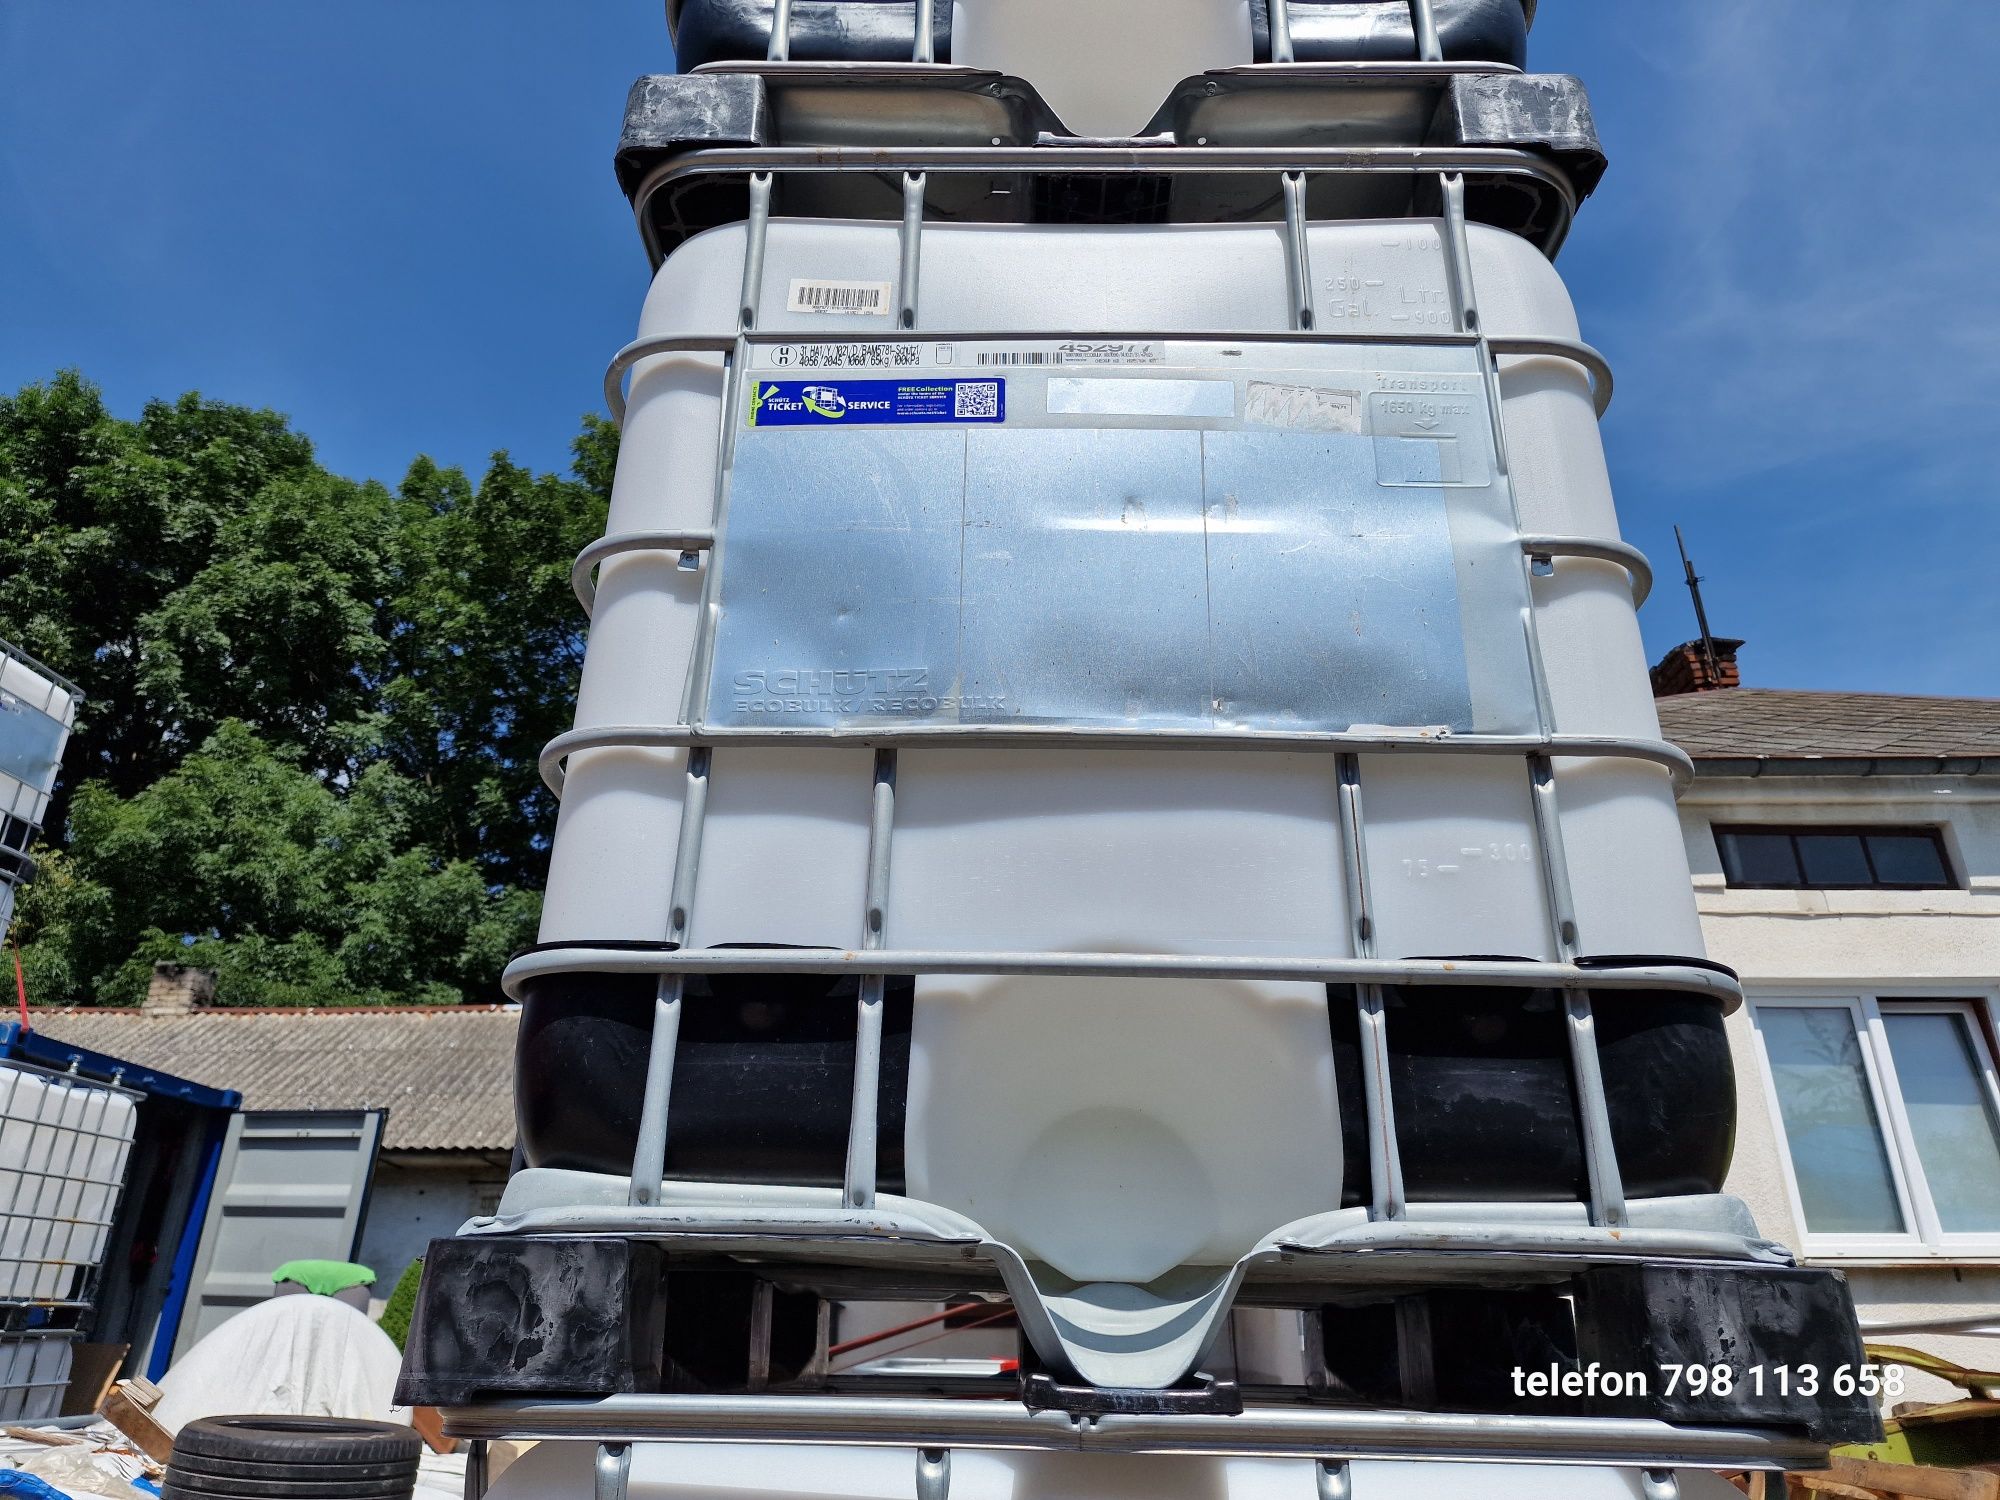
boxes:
[0,642,138,1420]
[401,0,1880,1467]
[0,640,78,945]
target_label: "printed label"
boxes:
[731,668,1009,718]
[785,279,894,316]
[767,342,923,370]
[971,341,1165,367]
[1046,377,1235,419]
[1245,381,1364,433]
[748,378,1006,427]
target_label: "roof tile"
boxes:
[26,1008,518,1153]
[1655,689,2000,762]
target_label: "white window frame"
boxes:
[1751,991,2000,1260]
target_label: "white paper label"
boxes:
[1245,381,1364,433]
[1046,377,1236,419]
[786,279,893,316]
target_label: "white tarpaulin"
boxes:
[153,1293,406,1431]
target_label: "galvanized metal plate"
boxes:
[708,341,1536,734]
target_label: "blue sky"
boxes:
[3,3,1995,695]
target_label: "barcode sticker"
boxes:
[969,342,1165,367]
[786,279,894,316]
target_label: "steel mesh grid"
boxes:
[0,1061,140,1309]
[0,1328,75,1422]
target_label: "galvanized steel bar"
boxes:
[504,947,1741,1008]
[1529,755,1630,1227]
[603,330,1612,424]
[1490,335,1614,413]
[594,1442,631,1500]
[1435,146,1627,1231]
[898,173,927,330]
[1564,989,1628,1227]
[572,530,718,615]
[630,145,1579,267]
[678,170,772,731]
[916,1449,951,1500]
[912,0,936,64]
[624,170,777,1212]
[735,171,775,336]
[1268,0,1296,65]
[1527,757,1581,958]
[1438,175,1510,476]
[444,1393,1825,1469]
[540,725,1697,797]
[1336,754,1404,1221]
[627,747,712,1208]
[1408,0,1443,63]
[1281,171,1315,330]
[1357,1012,1403,1220]
[844,750,899,1210]
[767,0,794,62]
[602,335,735,422]
[1519,534,1652,607]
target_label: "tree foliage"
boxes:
[0,371,613,1006]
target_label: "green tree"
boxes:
[382,416,615,885]
[17,723,540,1007]
[0,372,611,1007]
[0,374,325,813]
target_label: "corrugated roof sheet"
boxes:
[1656,689,2000,763]
[26,1007,518,1153]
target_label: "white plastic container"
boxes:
[0,1331,72,1422]
[951,0,1252,137]
[541,216,1703,1277]
[0,643,79,941]
[0,1064,138,1302]
[0,644,79,834]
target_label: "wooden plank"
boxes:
[1793,1456,2000,1500]
[60,1342,129,1418]
[97,1380,173,1467]
[409,1405,457,1455]
[2,1426,88,1447]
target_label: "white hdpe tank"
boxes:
[0,1064,137,1301]
[0,645,79,939]
[951,0,1252,137]
[542,217,1703,1279]
[0,649,78,825]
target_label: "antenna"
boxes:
[1674,525,1721,682]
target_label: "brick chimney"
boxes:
[144,962,216,1013]
[1650,637,1744,697]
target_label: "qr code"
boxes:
[954,381,1000,419]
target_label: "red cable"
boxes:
[831,1306,1020,1373]
[828,1302,986,1358]
[11,937,27,1030]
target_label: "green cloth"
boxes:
[272,1258,376,1295]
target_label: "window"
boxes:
[1755,996,2000,1254]
[1716,825,1954,890]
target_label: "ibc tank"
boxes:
[0,643,80,942]
[517,216,1730,1284]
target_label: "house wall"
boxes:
[357,1154,510,1298]
[1679,771,2000,1406]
